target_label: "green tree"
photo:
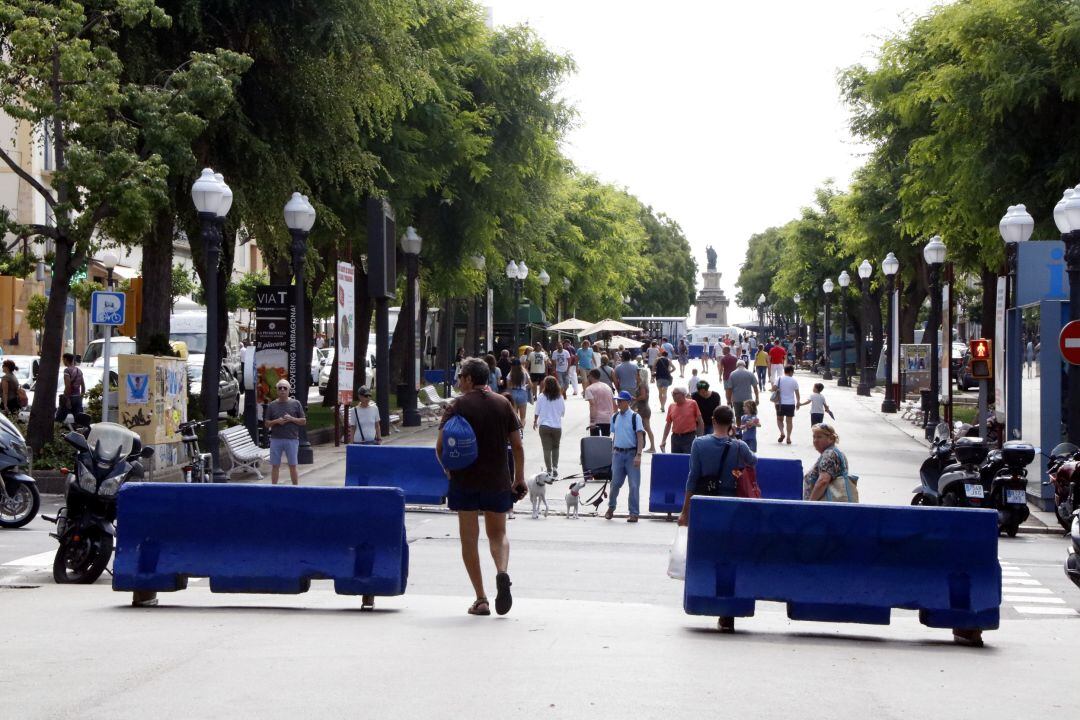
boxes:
[635,209,698,317]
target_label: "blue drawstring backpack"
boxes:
[441,414,478,470]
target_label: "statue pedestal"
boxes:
[695,271,729,325]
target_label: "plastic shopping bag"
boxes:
[667,526,688,580]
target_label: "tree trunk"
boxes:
[138,208,174,355]
[388,302,407,390]
[899,272,926,345]
[870,286,884,368]
[354,265,373,390]
[464,296,477,356]
[27,238,77,452]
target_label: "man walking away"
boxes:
[661,387,703,453]
[775,365,801,445]
[265,380,306,485]
[436,358,526,616]
[55,353,85,423]
[606,391,645,522]
[728,359,759,420]
[613,351,639,397]
[720,345,738,403]
[552,343,572,399]
[585,369,616,436]
[527,342,547,400]
[768,341,787,387]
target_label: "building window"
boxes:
[705,313,717,319]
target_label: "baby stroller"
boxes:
[578,435,613,513]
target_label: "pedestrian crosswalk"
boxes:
[1000,561,1079,617]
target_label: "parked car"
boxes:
[951,343,977,391]
[312,347,330,384]
[22,365,115,424]
[187,361,240,417]
[79,337,137,367]
[319,351,374,397]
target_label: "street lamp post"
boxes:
[190,168,231,482]
[999,204,1033,439]
[99,251,118,424]
[881,252,900,413]
[822,279,834,380]
[793,293,801,341]
[401,227,423,427]
[470,255,486,355]
[1055,189,1080,444]
[837,271,851,387]
[538,269,550,325]
[923,235,947,440]
[562,277,571,321]
[506,261,527,350]
[856,260,873,396]
[284,191,316,464]
[757,293,766,339]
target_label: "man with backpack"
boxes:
[55,353,85,422]
[436,357,526,617]
[605,390,646,523]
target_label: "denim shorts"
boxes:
[511,388,530,406]
[447,486,513,513]
[269,438,299,466]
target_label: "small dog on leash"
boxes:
[528,471,555,518]
[565,479,588,519]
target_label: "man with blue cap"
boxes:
[606,390,646,522]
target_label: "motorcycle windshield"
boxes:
[87,423,138,464]
[1050,443,1079,459]
[0,412,28,461]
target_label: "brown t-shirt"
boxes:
[440,389,521,492]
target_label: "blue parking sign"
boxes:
[90,291,125,326]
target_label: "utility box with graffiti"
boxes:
[118,354,188,467]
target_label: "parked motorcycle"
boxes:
[1066,511,1080,590]
[0,412,39,528]
[1047,443,1080,531]
[45,422,153,583]
[912,423,988,508]
[978,440,1036,537]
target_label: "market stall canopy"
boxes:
[578,318,643,337]
[547,317,592,332]
[592,335,641,349]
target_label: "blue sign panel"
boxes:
[90,291,125,326]
[1015,240,1070,307]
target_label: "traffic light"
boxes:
[969,338,992,380]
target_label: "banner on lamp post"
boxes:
[336,262,355,405]
[890,288,900,385]
[994,277,1006,422]
[255,285,295,405]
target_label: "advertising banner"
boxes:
[336,262,355,404]
[901,343,931,398]
[995,277,1006,422]
[255,285,295,405]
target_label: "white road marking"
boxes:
[1014,606,1080,616]
[1002,578,1041,586]
[1001,570,1030,577]
[1000,586,1053,595]
[1003,595,1066,604]
[2,551,55,567]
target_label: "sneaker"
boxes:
[627,514,638,523]
[604,507,614,520]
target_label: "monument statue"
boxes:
[705,245,717,272]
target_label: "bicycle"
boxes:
[178,419,212,483]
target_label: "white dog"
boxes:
[528,471,555,518]
[565,479,588,519]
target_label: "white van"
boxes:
[685,326,746,345]
[169,311,242,376]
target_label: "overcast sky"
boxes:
[485,0,942,323]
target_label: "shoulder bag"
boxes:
[696,441,737,497]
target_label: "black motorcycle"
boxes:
[977,441,1036,537]
[912,423,988,508]
[0,412,39,528]
[1066,511,1080,590]
[45,422,153,583]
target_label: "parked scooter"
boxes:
[978,440,1036,537]
[912,423,989,508]
[0,412,39,528]
[44,422,153,583]
[1047,443,1080,531]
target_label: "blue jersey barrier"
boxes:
[684,497,1000,633]
[423,369,447,385]
[648,453,802,513]
[113,484,409,607]
[345,444,448,505]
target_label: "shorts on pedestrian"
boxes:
[723,378,733,390]
[778,404,795,418]
[530,372,545,385]
[810,412,824,425]
[557,371,570,389]
[656,378,672,389]
[510,388,529,407]
[447,486,513,513]
[269,438,300,466]
[632,399,651,419]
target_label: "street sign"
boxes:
[1060,320,1080,366]
[969,338,992,379]
[90,291,125,326]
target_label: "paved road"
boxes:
[3,359,1077,717]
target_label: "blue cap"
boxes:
[616,390,634,402]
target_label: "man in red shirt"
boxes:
[660,387,704,454]
[720,345,738,403]
[768,341,787,388]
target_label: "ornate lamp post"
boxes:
[881,252,900,413]
[822,278,834,380]
[506,260,527,349]
[538,269,550,325]
[284,191,316,464]
[190,168,231,481]
[837,271,851,387]
[1055,189,1080,443]
[757,293,766,338]
[856,260,873,396]
[793,293,801,341]
[923,235,947,440]
[401,227,422,427]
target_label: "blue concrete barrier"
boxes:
[684,497,1000,631]
[345,444,448,505]
[648,453,802,513]
[113,484,408,604]
[423,369,447,385]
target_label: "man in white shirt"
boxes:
[527,342,547,400]
[775,365,801,445]
[552,344,572,398]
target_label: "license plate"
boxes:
[964,484,984,499]
[1006,489,1027,504]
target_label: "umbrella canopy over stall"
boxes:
[546,317,592,333]
[592,335,641,350]
[578,318,643,337]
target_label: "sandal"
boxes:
[468,597,491,616]
[495,572,513,616]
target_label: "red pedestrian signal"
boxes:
[969,338,992,380]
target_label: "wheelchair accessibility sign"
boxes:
[90,291,126,326]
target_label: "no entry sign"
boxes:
[1061,320,1080,366]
